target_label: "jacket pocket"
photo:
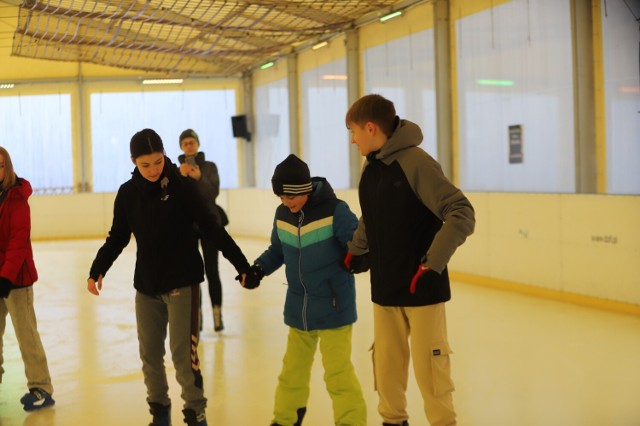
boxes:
[430,341,455,397]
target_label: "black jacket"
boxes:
[349,119,475,307]
[177,151,227,226]
[89,157,249,295]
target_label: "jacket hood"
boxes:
[373,119,423,161]
[6,177,32,201]
[304,177,336,209]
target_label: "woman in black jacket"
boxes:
[86,128,259,426]
[177,128,228,332]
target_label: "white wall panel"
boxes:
[30,190,640,307]
[448,192,490,275]
[485,193,563,288]
[30,193,116,240]
[560,195,640,301]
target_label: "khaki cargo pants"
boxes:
[372,302,456,426]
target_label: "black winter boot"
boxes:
[270,407,306,426]
[294,407,307,426]
[182,408,207,426]
[148,402,171,426]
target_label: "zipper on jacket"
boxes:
[373,163,385,281]
[298,210,308,331]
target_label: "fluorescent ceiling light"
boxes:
[322,75,347,80]
[380,11,402,22]
[141,79,183,85]
[312,41,328,50]
[619,86,640,94]
[0,83,15,89]
[477,79,514,86]
[260,61,275,70]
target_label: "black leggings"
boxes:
[199,236,222,307]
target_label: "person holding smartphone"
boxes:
[178,129,229,332]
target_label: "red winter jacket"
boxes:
[0,178,38,286]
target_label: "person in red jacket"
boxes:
[0,146,55,411]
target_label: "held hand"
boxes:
[244,265,263,289]
[87,275,103,296]
[235,265,263,289]
[179,163,193,177]
[188,166,202,181]
[341,252,370,274]
[235,273,246,286]
[235,273,255,288]
[409,265,430,294]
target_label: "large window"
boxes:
[457,0,575,192]
[254,79,291,188]
[301,58,350,189]
[363,29,438,158]
[91,89,237,192]
[601,0,640,195]
[0,93,73,192]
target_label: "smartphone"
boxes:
[185,156,196,166]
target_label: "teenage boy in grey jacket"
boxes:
[344,94,475,426]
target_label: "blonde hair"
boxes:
[0,146,17,191]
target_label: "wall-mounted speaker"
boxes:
[231,115,251,141]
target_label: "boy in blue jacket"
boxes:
[246,154,366,426]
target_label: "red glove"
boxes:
[342,251,370,274]
[409,266,431,294]
[343,252,353,270]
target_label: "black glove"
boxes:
[341,251,370,274]
[0,277,13,298]
[251,264,265,280]
[235,264,263,290]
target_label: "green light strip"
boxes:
[380,11,402,22]
[477,79,514,86]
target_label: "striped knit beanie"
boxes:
[271,154,312,196]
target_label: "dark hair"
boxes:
[0,146,17,190]
[345,94,397,137]
[130,128,165,159]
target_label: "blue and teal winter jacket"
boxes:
[255,177,359,331]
